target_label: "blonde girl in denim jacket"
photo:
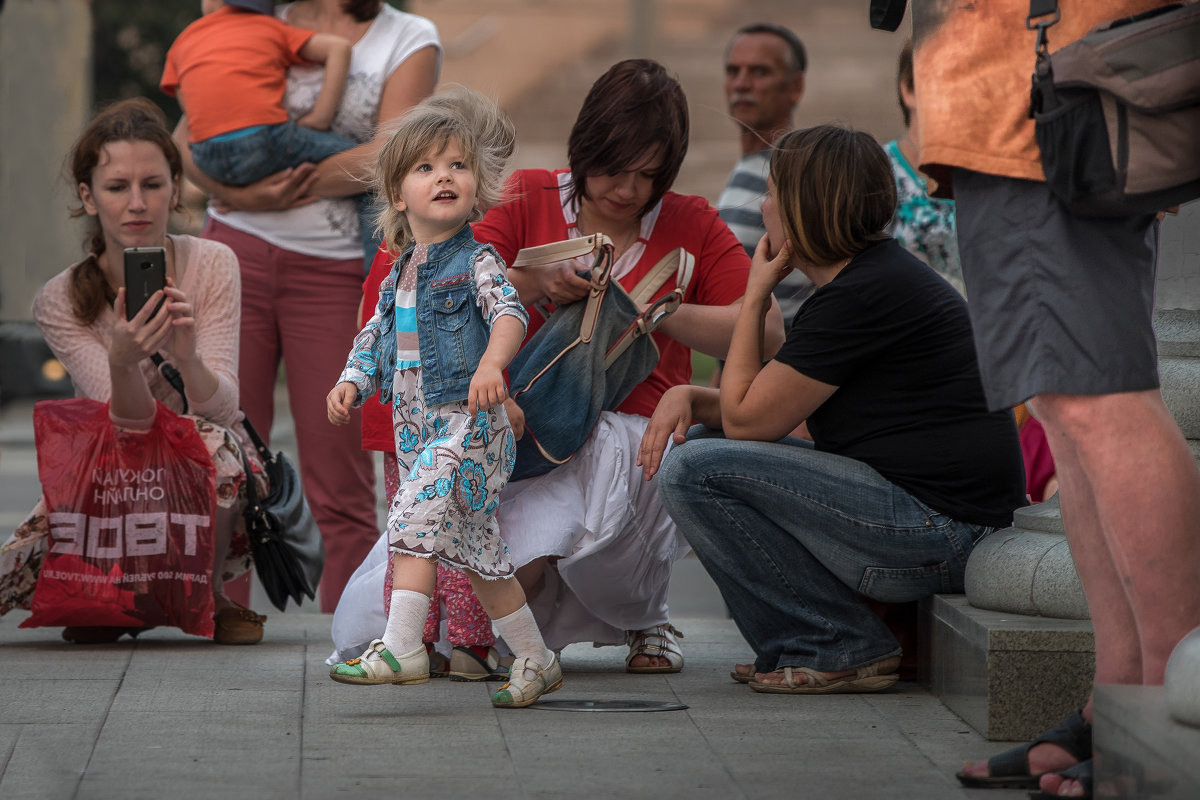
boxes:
[326,88,562,708]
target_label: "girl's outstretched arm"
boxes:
[468,314,525,416]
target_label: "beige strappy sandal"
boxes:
[625,624,684,674]
[748,656,900,694]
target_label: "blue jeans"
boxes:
[656,428,994,674]
[191,123,380,273]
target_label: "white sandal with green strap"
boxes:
[329,639,430,685]
[491,654,563,708]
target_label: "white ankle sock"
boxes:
[382,589,429,656]
[491,605,553,668]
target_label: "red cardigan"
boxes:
[360,246,396,452]
[473,169,751,418]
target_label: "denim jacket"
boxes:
[348,224,526,408]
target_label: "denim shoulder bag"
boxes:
[506,234,694,482]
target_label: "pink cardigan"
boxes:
[33,235,243,430]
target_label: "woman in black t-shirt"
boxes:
[642,125,1025,694]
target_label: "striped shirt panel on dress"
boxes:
[394,286,420,369]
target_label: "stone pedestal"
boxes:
[1151,203,1200,735]
[1093,684,1200,799]
[926,499,1092,740]
[964,496,1089,620]
[1165,626,1200,728]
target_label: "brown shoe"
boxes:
[428,647,450,678]
[212,605,266,645]
[449,646,514,681]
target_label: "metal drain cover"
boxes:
[531,699,688,712]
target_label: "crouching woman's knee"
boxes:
[656,435,742,549]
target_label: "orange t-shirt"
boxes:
[161,6,315,143]
[912,0,1166,196]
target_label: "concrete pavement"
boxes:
[0,610,1004,800]
[3,394,1014,799]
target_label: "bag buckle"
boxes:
[1026,0,1060,117]
[1026,0,1059,59]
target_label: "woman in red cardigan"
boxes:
[472,59,785,673]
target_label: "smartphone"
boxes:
[123,247,166,321]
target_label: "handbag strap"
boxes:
[513,234,615,344]
[603,291,683,370]
[628,248,694,305]
[149,351,272,483]
[601,249,695,370]
[511,234,695,337]
[510,234,610,267]
[150,353,189,415]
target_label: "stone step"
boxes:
[923,594,1094,742]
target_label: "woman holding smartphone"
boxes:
[0,98,268,645]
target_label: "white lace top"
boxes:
[209,4,441,261]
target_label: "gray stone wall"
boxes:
[1156,202,1200,459]
[1157,202,1200,312]
[0,0,91,324]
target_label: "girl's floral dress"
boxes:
[338,243,527,579]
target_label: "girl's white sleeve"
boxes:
[474,251,528,332]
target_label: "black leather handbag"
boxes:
[237,416,324,612]
[153,350,323,612]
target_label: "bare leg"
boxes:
[467,572,527,620]
[390,551,438,596]
[962,390,1200,787]
[1036,391,1200,684]
[1036,397,1140,686]
[514,556,548,601]
[211,505,238,613]
[1033,391,1200,796]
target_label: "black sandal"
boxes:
[955,710,1092,789]
[1028,758,1093,800]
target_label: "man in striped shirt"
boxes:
[717,23,813,323]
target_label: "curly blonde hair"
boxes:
[373,86,516,254]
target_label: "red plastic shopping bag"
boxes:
[20,398,217,637]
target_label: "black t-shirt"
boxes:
[774,238,1025,528]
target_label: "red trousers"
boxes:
[203,219,378,611]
